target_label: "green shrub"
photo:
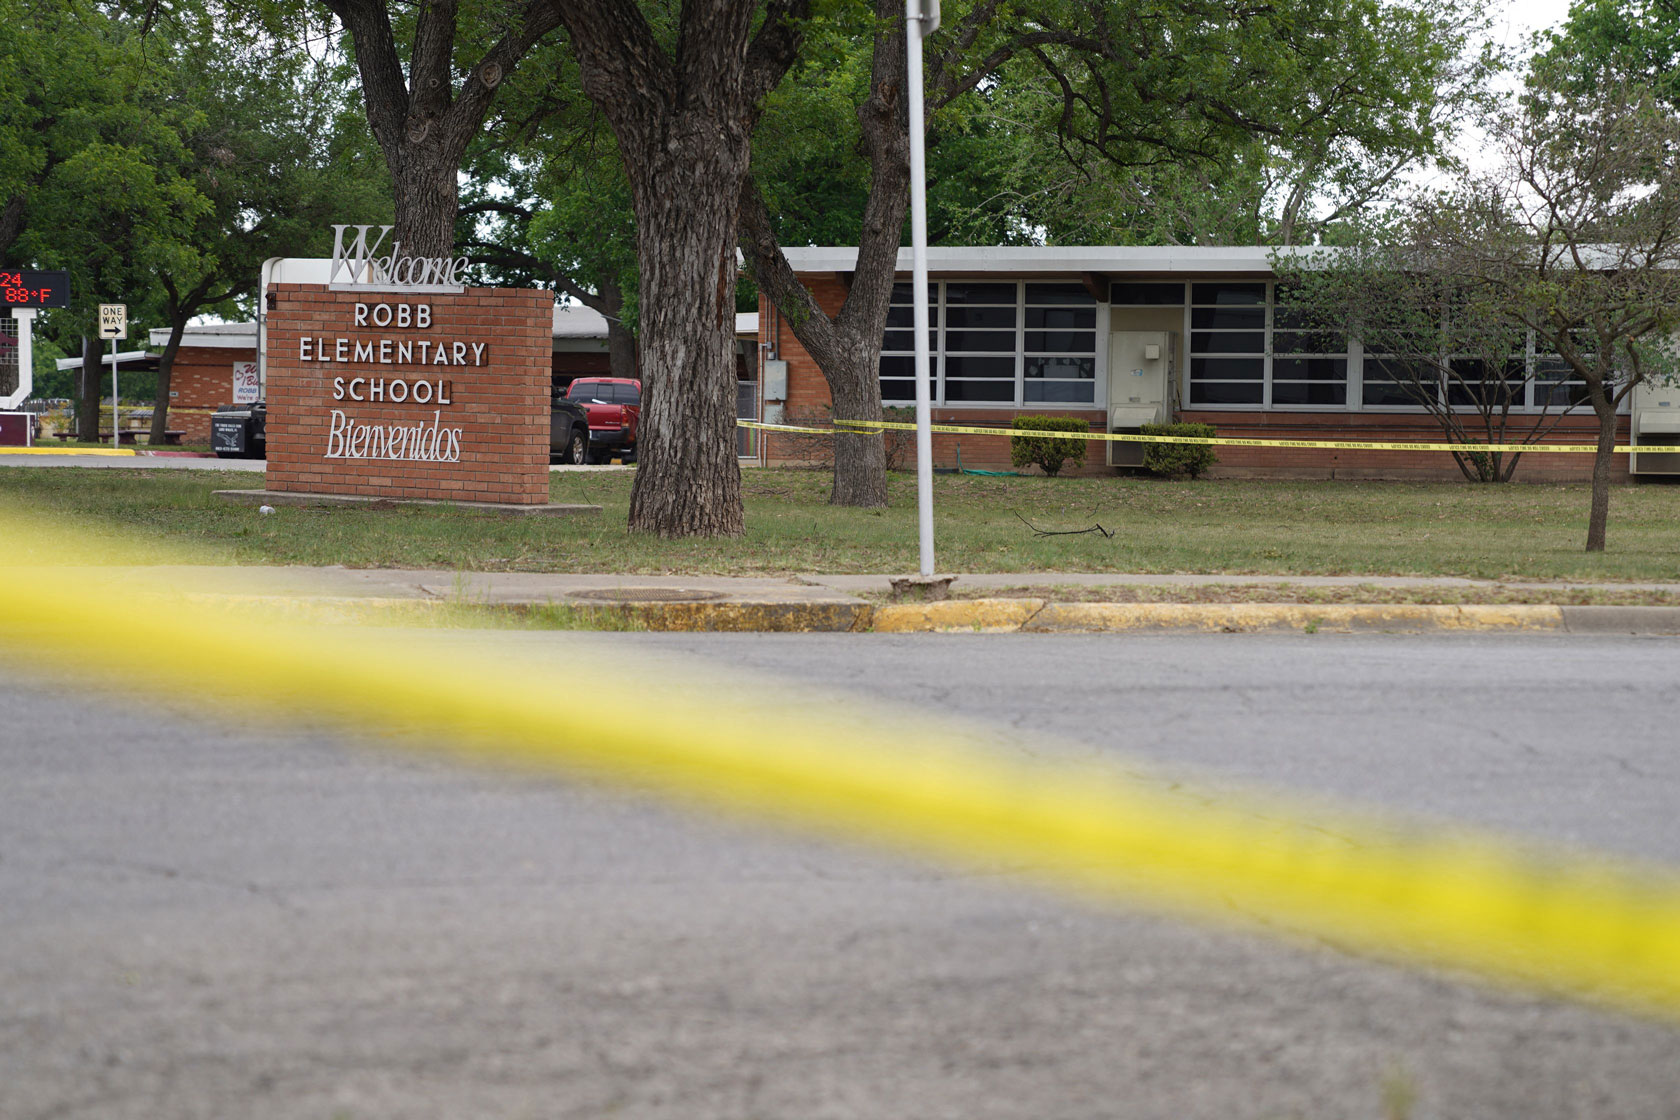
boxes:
[1010,415,1090,477]
[1140,422,1219,479]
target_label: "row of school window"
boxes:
[877,281,1592,410]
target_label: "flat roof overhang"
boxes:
[779,245,1325,280]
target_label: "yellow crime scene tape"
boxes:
[740,418,1637,455]
[3,504,1679,1020]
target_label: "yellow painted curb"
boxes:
[0,446,137,456]
[1025,603,1566,633]
[872,598,1047,632]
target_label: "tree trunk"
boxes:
[388,148,461,261]
[556,0,806,537]
[323,0,560,265]
[1584,392,1618,552]
[737,0,907,509]
[829,360,889,505]
[151,324,186,442]
[622,141,748,537]
[600,278,637,381]
[77,335,99,442]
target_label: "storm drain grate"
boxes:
[568,588,727,603]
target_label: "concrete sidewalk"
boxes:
[75,564,1680,635]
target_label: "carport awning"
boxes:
[56,350,159,372]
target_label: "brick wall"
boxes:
[166,347,255,444]
[265,285,552,504]
[1179,410,1628,483]
[760,280,1626,481]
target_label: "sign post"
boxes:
[99,303,126,448]
[906,0,939,578]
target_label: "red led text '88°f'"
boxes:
[0,271,71,308]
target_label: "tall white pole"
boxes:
[906,0,937,577]
[110,340,119,450]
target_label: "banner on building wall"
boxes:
[232,361,260,405]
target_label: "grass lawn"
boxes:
[3,465,1679,581]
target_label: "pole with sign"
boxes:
[99,304,126,448]
[906,0,939,578]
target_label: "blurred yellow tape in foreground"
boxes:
[2,506,1678,1020]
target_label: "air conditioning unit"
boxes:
[1107,405,1162,467]
[1630,382,1680,476]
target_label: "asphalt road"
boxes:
[3,632,1678,1120]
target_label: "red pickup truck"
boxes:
[564,377,641,464]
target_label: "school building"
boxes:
[750,247,1680,480]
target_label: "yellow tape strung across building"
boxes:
[761,417,1637,455]
[3,505,1679,1020]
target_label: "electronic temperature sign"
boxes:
[1,270,70,308]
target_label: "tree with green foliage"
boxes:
[458,45,640,381]
[3,1,211,439]
[1280,75,1680,550]
[1533,0,1680,106]
[138,2,390,438]
[740,0,1495,510]
[309,0,561,258]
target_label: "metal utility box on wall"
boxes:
[763,359,788,402]
[1631,380,1680,475]
[1107,329,1175,467]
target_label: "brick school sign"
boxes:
[263,284,551,504]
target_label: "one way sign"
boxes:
[99,303,127,340]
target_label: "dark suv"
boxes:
[550,387,591,465]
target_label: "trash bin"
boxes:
[212,402,266,459]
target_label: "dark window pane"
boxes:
[1272,357,1348,382]
[1271,381,1348,405]
[1025,282,1094,305]
[944,282,1017,304]
[885,306,914,327]
[879,355,936,379]
[1363,376,1425,407]
[1025,330,1096,353]
[1192,306,1265,330]
[1191,331,1265,354]
[944,306,1016,328]
[1110,282,1185,305]
[945,378,1016,402]
[1025,307,1095,329]
[1189,381,1264,404]
[1273,330,1346,354]
[1364,358,1445,406]
[882,330,915,351]
[1447,379,1527,407]
[945,330,1017,352]
[1191,357,1264,380]
[1191,282,1266,305]
[1025,380,1096,403]
[881,379,915,401]
[1539,380,1592,406]
[891,283,934,302]
[1025,356,1095,380]
[943,355,1015,379]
